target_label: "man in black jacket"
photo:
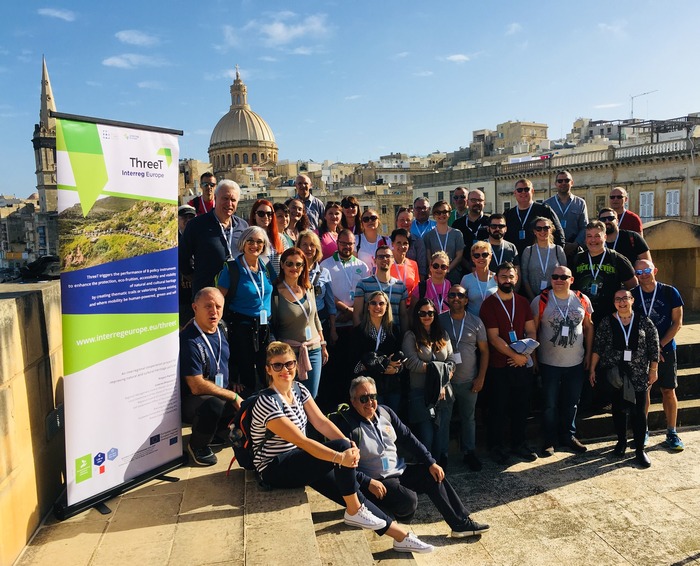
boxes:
[334,376,490,538]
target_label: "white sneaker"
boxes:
[343,504,387,530]
[393,533,434,554]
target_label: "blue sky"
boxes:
[2,1,699,197]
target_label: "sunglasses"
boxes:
[609,195,624,199]
[599,216,616,222]
[418,310,436,318]
[246,239,265,246]
[490,224,506,229]
[256,210,273,218]
[201,182,216,189]
[556,179,571,184]
[551,274,570,281]
[431,263,449,270]
[270,360,297,372]
[342,203,358,209]
[472,252,490,259]
[362,215,378,223]
[448,292,466,299]
[357,393,378,403]
[635,268,653,275]
[534,226,551,232]
[434,210,450,216]
[284,261,305,269]
[515,187,530,193]
[453,194,466,200]
[369,300,387,307]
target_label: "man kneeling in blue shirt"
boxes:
[334,376,490,538]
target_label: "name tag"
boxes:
[623,350,632,362]
[453,352,463,364]
[561,220,567,229]
[349,291,354,301]
[259,311,268,325]
[519,229,526,240]
[590,283,598,296]
[540,280,548,290]
[381,456,390,472]
[305,326,313,341]
[215,372,224,388]
[508,330,518,343]
[561,326,569,337]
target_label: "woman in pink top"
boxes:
[411,251,452,314]
[318,201,343,260]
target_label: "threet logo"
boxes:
[157,147,172,167]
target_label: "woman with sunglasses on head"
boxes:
[356,208,388,272]
[352,291,404,413]
[216,226,275,393]
[272,247,329,399]
[423,200,464,285]
[520,216,567,302]
[396,207,427,280]
[411,251,452,314]
[589,290,659,468]
[250,199,285,274]
[318,202,343,260]
[460,241,497,316]
[249,342,432,553]
[402,298,456,468]
[274,203,295,248]
[340,196,363,235]
[285,198,311,243]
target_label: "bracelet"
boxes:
[233,393,240,403]
[649,368,658,373]
[320,341,327,346]
[331,451,340,466]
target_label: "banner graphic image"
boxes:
[56,115,182,510]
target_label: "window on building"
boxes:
[640,191,654,220]
[243,154,249,164]
[381,205,387,214]
[666,189,680,217]
[595,195,606,214]
[234,154,240,165]
[252,153,258,164]
[226,154,231,167]
[503,200,511,212]
[437,191,444,201]
[363,206,369,212]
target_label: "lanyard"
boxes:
[374,275,394,301]
[517,204,533,231]
[374,326,384,352]
[587,249,607,282]
[493,244,505,266]
[535,244,552,275]
[640,284,658,318]
[369,416,388,454]
[552,293,571,320]
[283,281,310,324]
[241,256,265,304]
[467,215,483,235]
[449,315,466,346]
[429,280,447,311]
[200,195,212,213]
[436,229,448,252]
[496,293,516,331]
[336,255,356,294]
[616,311,635,349]
[473,271,491,301]
[415,221,432,238]
[218,221,234,258]
[394,262,407,285]
[608,232,620,251]
[618,209,627,226]
[554,196,572,219]
[193,320,221,373]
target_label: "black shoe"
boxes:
[208,434,227,447]
[490,447,509,465]
[635,450,651,468]
[187,443,217,466]
[451,517,490,538]
[512,444,538,462]
[541,446,555,458]
[565,437,588,453]
[613,440,626,457]
[463,452,483,471]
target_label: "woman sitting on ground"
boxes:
[250,341,433,554]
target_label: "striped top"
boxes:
[354,275,407,326]
[250,384,311,472]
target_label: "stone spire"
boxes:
[39,55,56,132]
[229,64,249,110]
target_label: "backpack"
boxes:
[417,280,427,300]
[227,382,302,472]
[536,288,586,326]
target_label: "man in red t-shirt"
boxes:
[479,262,538,464]
[609,186,643,235]
[188,172,217,216]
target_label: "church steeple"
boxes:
[39,55,56,133]
[229,64,249,110]
[33,56,58,226]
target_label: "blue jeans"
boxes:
[540,363,584,447]
[298,347,322,399]
[451,381,478,454]
[409,388,453,461]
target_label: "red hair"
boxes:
[250,199,283,253]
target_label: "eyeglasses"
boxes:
[448,292,466,299]
[434,210,450,216]
[469,198,485,203]
[418,310,435,318]
[515,187,530,193]
[201,182,216,189]
[256,210,273,218]
[453,195,466,200]
[609,195,624,199]
[270,360,297,372]
[414,206,428,211]
[614,296,632,303]
[431,263,449,270]
[369,300,387,307]
[472,252,490,259]
[550,274,570,280]
[534,225,551,232]
[556,179,571,184]
[490,224,506,229]
[284,261,305,269]
[635,268,653,275]
[246,239,265,247]
[338,240,354,247]
[376,254,392,260]
[342,203,358,209]
[362,215,378,223]
[599,216,616,222]
[357,393,378,404]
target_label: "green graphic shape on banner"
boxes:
[56,119,109,216]
[75,454,92,484]
[63,313,178,374]
[157,147,172,166]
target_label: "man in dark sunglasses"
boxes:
[609,186,643,235]
[187,172,217,216]
[438,284,489,471]
[504,178,564,255]
[531,266,593,457]
[598,207,651,267]
[448,186,469,226]
[452,188,490,253]
[544,170,589,261]
[486,213,521,276]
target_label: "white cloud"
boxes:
[259,56,278,62]
[37,8,75,21]
[413,70,433,77]
[446,54,469,63]
[505,23,522,35]
[102,54,168,69]
[392,51,410,59]
[115,30,158,46]
[221,25,238,48]
[290,46,314,55]
[598,21,627,39]
[594,103,623,109]
[137,81,165,90]
[247,13,330,47]
[345,94,361,100]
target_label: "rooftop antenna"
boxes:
[630,90,658,119]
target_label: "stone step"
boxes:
[676,342,700,367]
[670,366,700,399]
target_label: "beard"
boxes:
[490,231,504,241]
[605,225,615,235]
[497,282,514,293]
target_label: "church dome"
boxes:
[210,107,275,145]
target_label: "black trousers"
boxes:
[226,316,269,393]
[611,387,647,450]
[487,365,532,449]
[182,395,235,449]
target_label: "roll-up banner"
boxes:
[53,112,184,519]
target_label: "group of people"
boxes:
[177,170,685,552]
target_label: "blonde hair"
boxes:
[265,341,296,385]
[296,230,322,265]
[471,241,492,255]
[430,251,450,265]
